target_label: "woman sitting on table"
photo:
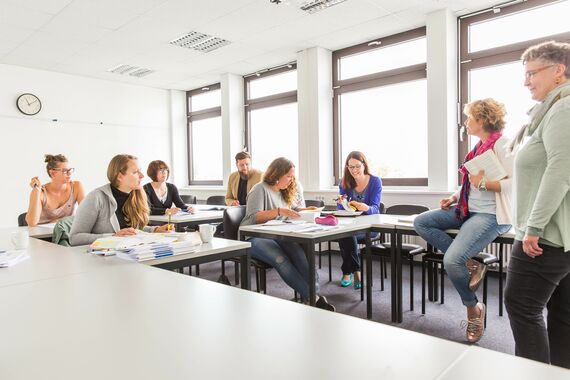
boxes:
[336,151,382,290]
[241,157,335,311]
[504,41,570,368]
[26,154,85,227]
[69,154,171,246]
[143,160,193,215]
[414,98,512,343]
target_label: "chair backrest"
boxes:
[181,194,197,204]
[379,202,386,214]
[223,206,247,240]
[206,195,226,205]
[386,204,429,216]
[18,212,27,227]
[305,199,324,208]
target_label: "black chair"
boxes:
[365,204,429,310]
[207,195,226,205]
[18,213,28,227]
[180,194,197,204]
[220,206,275,295]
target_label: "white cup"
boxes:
[299,211,320,223]
[199,224,216,243]
[12,230,29,250]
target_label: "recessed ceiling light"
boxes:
[300,0,348,14]
[170,31,231,53]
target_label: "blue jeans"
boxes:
[413,207,510,307]
[338,232,379,275]
[249,237,318,301]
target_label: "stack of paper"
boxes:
[0,250,30,267]
[89,233,179,256]
[117,240,198,262]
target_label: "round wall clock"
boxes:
[16,93,42,115]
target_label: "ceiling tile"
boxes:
[0,2,54,30]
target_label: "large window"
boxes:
[187,84,222,185]
[244,64,298,172]
[333,28,427,186]
[459,0,570,160]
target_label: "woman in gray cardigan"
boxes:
[69,154,170,246]
[505,41,570,368]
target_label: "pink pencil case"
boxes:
[315,215,338,226]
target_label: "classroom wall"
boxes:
[0,63,181,228]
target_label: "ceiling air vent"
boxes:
[169,31,230,53]
[107,64,154,78]
[300,0,348,13]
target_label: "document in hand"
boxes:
[464,150,507,181]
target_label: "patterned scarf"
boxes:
[455,131,503,220]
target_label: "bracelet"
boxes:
[478,177,487,192]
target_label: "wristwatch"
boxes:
[479,177,487,192]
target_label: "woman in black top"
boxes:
[143,160,194,216]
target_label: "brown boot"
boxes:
[466,259,487,291]
[464,302,486,343]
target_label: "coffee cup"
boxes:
[299,210,320,223]
[199,224,216,243]
[12,230,29,250]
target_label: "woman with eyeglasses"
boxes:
[336,151,382,289]
[25,154,85,227]
[143,160,193,215]
[69,154,171,246]
[414,98,512,344]
[504,41,570,368]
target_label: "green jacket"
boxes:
[514,82,570,250]
[52,216,74,246]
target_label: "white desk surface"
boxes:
[142,237,250,266]
[148,209,224,223]
[0,225,55,239]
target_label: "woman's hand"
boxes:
[113,227,137,237]
[230,200,240,206]
[522,234,543,258]
[349,200,369,212]
[186,206,195,214]
[279,208,300,218]
[336,195,347,205]
[29,176,41,189]
[165,207,181,215]
[440,195,457,210]
[469,170,485,188]
[154,224,174,233]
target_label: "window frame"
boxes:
[458,0,570,164]
[243,64,298,158]
[187,83,223,186]
[332,27,428,186]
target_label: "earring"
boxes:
[556,77,561,85]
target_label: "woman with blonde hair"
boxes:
[69,154,170,246]
[26,154,85,226]
[505,41,570,368]
[241,157,335,311]
[414,98,512,343]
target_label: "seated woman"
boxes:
[26,154,85,227]
[69,154,170,246]
[336,151,382,289]
[143,160,193,215]
[414,98,512,343]
[241,157,335,311]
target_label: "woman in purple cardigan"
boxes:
[337,151,382,289]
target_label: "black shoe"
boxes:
[217,274,232,286]
[315,295,336,312]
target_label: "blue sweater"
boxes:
[337,175,382,215]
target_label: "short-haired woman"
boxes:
[336,151,382,289]
[144,160,193,215]
[414,98,512,343]
[26,154,85,226]
[241,157,335,311]
[505,41,570,368]
[69,154,170,246]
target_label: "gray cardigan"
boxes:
[69,184,154,246]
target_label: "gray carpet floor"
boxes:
[187,250,515,355]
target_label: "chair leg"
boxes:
[427,262,434,301]
[409,256,414,311]
[328,247,332,282]
[234,261,240,285]
[383,258,387,279]
[255,268,261,293]
[196,264,200,276]
[380,257,385,291]
[483,272,489,327]
[318,242,322,269]
[189,266,193,276]
[499,244,504,316]
[440,263,444,304]
[260,268,267,294]
[422,259,426,314]
[433,263,439,302]
[360,252,364,301]
[221,260,226,276]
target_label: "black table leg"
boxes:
[240,249,251,290]
[306,242,317,306]
[396,231,403,323]
[390,229,397,322]
[366,231,372,319]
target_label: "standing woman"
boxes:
[414,99,512,343]
[241,157,335,311]
[26,154,85,226]
[505,41,570,368]
[144,160,193,215]
[69,154,170,246]
[336,151,382,289]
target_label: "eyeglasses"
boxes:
[347,164,363,171]
[51,168,75,175]
[525,65,555,80]
[159,168,169,174]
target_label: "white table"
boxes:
[148,205,225,231]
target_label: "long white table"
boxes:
[148,204,226,231]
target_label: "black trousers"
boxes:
[504,239,570,368]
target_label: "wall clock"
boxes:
[16,93,42,115]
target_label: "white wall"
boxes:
[0,63,177,227]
